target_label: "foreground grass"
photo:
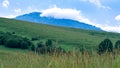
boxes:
[0,50,120,68]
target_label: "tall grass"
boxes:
[0,51,119,68]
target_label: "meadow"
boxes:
[0,18,120,68]
[0,17,120,50]
[0,47,120,68]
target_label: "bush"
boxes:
[97,39,113,54]
[30,45,35,51]
[37,42,44,48]
[36,42,45,54]
[0,32,11,45]
[20,38,32,49]
[4,35,32,49]
[36,40,65,54]
[115,40,120,49]
[0,31,34,50]
[0,32,4,45]
[5,37,21,48]
[54,47,66,53]
[45,39,53,47]
[31,37,40,41]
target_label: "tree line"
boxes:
[0,31,65,54]
[0,31,120,55]
[0,31,33,49]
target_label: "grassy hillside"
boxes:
[0,18,120,68]
[0,17,120,50]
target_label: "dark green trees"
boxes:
[36,39,65,54]
[0,32,4,45]
[115,40,120,49]
[98,39,113,54]
[45,39,53,47]
[0,31,33,49]
[36,39,54,54]
[5,36,33,49]
[36,42,46,54]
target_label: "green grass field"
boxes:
[0,17,120,68]
[0,17,120,49]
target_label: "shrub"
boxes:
[0,31,33,50]
[0,32,4,45]
[115,40,120,49]
[36,42,46,54]
[97,39,113,54]
[54,47,66,53]
[4,35,32,49]
[31,37,40,41]
[36,40,65,54]
[5,37,21,48]
[45,39,53,47]
[0,32,12,45]
[37,42,44,48]
[20,40,29,49]
[30,45,35,51]
[20,37,32,49]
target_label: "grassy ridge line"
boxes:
[0,17,120,47]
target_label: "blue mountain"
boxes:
[15,12,102,31]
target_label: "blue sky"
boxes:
[0,0,120,32]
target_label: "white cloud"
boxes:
[14,8,22,13]
[80,0,110,9]
[2,0,9,8]
[40,6,120,33]
[115,15,120,21]
[100,25,120,33]
[0,15,16,18]
[40,6,96,26]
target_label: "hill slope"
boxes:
[0,18,120,49]
[15,12,102,31]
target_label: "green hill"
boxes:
[0,17,120,68]
[0,17,120,50]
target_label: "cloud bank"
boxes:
[40,6,96,26]
[100,25,120,33]
[2,0,9,8]
[40,6,120,33]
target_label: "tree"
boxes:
[4,35,32,49]
[0,32,4,45]
[45,39,53,47]
[30,45,35,51]
[97,39,113,54]
[36,40,65,54]
[5,38,21,48]
[115,40,120,49]
[20,37,32,49]
[36,42,47,54]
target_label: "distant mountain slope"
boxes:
[15,12,102,31]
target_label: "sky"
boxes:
[0,0,120,33]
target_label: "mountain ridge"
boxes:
[15,12,102,31]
